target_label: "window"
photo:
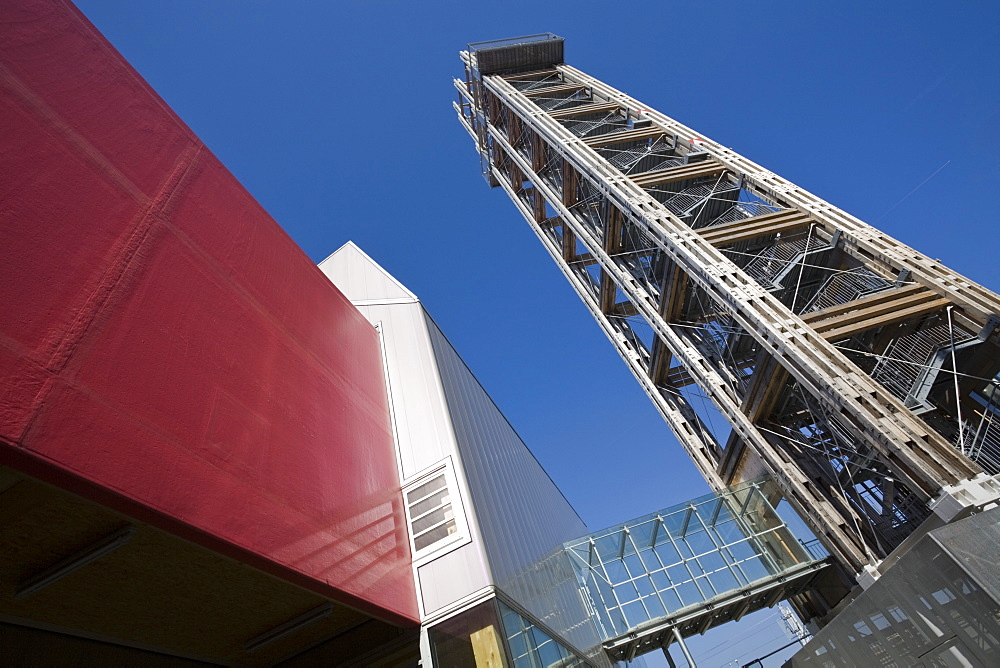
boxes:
[402,462,467,558]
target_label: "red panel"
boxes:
[0,0,417,624]
[0,90,144,364]
[0,0,195,198]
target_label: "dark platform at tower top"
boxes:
[468,34,564,75]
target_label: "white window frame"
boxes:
[402,458,470,564]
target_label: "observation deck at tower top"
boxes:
[467,33,564,75]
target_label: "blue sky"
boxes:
[73,1,1000,664]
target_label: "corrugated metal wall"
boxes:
[425,315,604,656]
[320,245,492,618]
[320,243,604,656]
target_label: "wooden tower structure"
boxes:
[454,35,1000,615]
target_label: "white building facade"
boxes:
[320,243,608,666]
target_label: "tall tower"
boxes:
[454,35,1000,601]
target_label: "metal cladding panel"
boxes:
[319,245,456,479]
[319,242,418,305]
[345,299,493,615]
[365,298,497,616]
[790,508,1000,666]
[319,245,493,616]
[351,301,456,478]
[474,38,565,75]
[0,0,417,624]
[423,315,604,656]
[416,543,491,615]
[423,314,588,577]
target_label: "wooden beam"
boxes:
[665,365,696,388]
[562,161,578,207]
[610,301,640,318]
[561,224,576,263]
[583,127,666,148]
[508,113,523,149]
[649,337,673,386]
[531,188,545,223]
[742,353,789,423]
[599,271,617,313]
[548,101,621,119]
[717,352,789,483]
[603,202,623,254]
[700,210,815,247]
[530,131,545,173]
[522,83,586,97]
[658,261,687,323]
[501,69,559,82]
[470,625,504,668]
[716,434,748,484]
[600,205,625,313]
[819,296,952,342]
[630,161,725,188]
[802,284,924,325]
[802,285,952,342]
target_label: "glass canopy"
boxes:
[564,478,823,640]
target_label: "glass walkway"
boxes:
[563,479,831,662]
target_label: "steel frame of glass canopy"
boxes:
[563,479,828,662]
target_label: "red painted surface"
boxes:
[0,0,418,624]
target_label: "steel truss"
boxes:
[454,41,1000,610]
